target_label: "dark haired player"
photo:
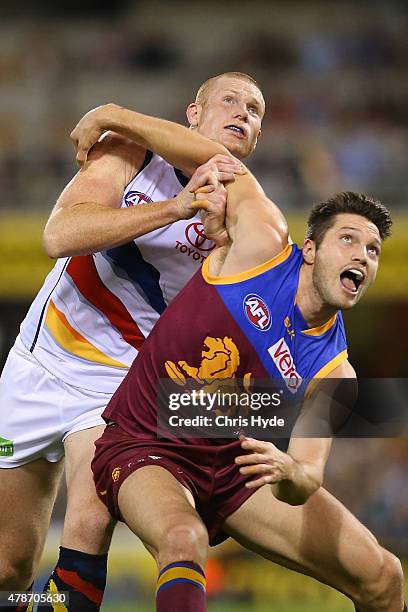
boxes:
[72,106,405,612]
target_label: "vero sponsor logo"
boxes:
[268,338,302,394]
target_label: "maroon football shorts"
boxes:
[92,423,256,545]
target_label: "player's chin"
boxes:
[336,287,363,310]
[221,136,250,158]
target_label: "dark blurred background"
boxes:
[0,1,406,609]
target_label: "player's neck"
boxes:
[296,264,337,328]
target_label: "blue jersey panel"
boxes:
[213,245,348,400]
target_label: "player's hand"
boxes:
[70,103,122,166]
[195,183,230,247]
[235,436,296,489]
[188,154,246,189]
[174,154,245,221]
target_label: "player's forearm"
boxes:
[271,460,323,506]
[43,199,180,258]
[102,105,228,176]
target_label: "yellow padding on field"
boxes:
[156,566,206,592]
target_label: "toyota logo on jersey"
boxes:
[185,222,215,252]
[124,191,153,206]
[243,294,272,331]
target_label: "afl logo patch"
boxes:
[185,222,215,252]
[124,191,153,206]
[243,294,272,331]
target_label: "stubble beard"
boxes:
[312,258,345,312]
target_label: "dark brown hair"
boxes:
[305,192,392,246]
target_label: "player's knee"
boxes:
[354,548,404,609]
[0,555,36,590]
[158,520,209,568]
[64,501,115,551]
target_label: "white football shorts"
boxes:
[0,336,111,467]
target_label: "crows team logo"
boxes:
[185,222,215,252]
[124,191,153,206]
[243,294,272,331]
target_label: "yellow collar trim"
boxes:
[301,313,338,336]
[202,244,292,285]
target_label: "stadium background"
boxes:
[0,0,406,609]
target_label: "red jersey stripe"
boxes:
[66,255,145,351]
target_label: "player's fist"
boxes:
[195,183,230,247]
[188,154,246,191]
[174,154,244,222]
[70,103,123,166]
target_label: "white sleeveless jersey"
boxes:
[19,152,215,393]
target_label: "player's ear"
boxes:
[186,103,201,129]
[302,238,316,264]
[252,128,262,151]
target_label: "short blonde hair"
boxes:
[195,72,263,106]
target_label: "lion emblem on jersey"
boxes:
[165,336,240,384]
[165,337,252,415]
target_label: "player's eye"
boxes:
[224,96,233,103]
[341,235,352,243]
[248,106,258,115]
[368,245,379,256]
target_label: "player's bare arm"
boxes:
[71,103,230,174]
[43,132,241,258]
[295,359,358,438]
[235,361,357,506]
[74,106,290,271]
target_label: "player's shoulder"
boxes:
[326,358,356,380]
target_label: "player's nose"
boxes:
[351,248,367,265]
[232,103,249,121]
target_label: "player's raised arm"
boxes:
[43,131,242,258]
[71,104,289,267]
[71,103,229,176]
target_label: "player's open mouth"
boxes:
[224,125,246,138]
[340,268,365,294]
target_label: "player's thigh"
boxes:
[64,425,107,493]
[118,464,205,558]
[63,426,115,549]
[223,486,382,592]
[0,459,63,573]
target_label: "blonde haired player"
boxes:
[0,73,264,611]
